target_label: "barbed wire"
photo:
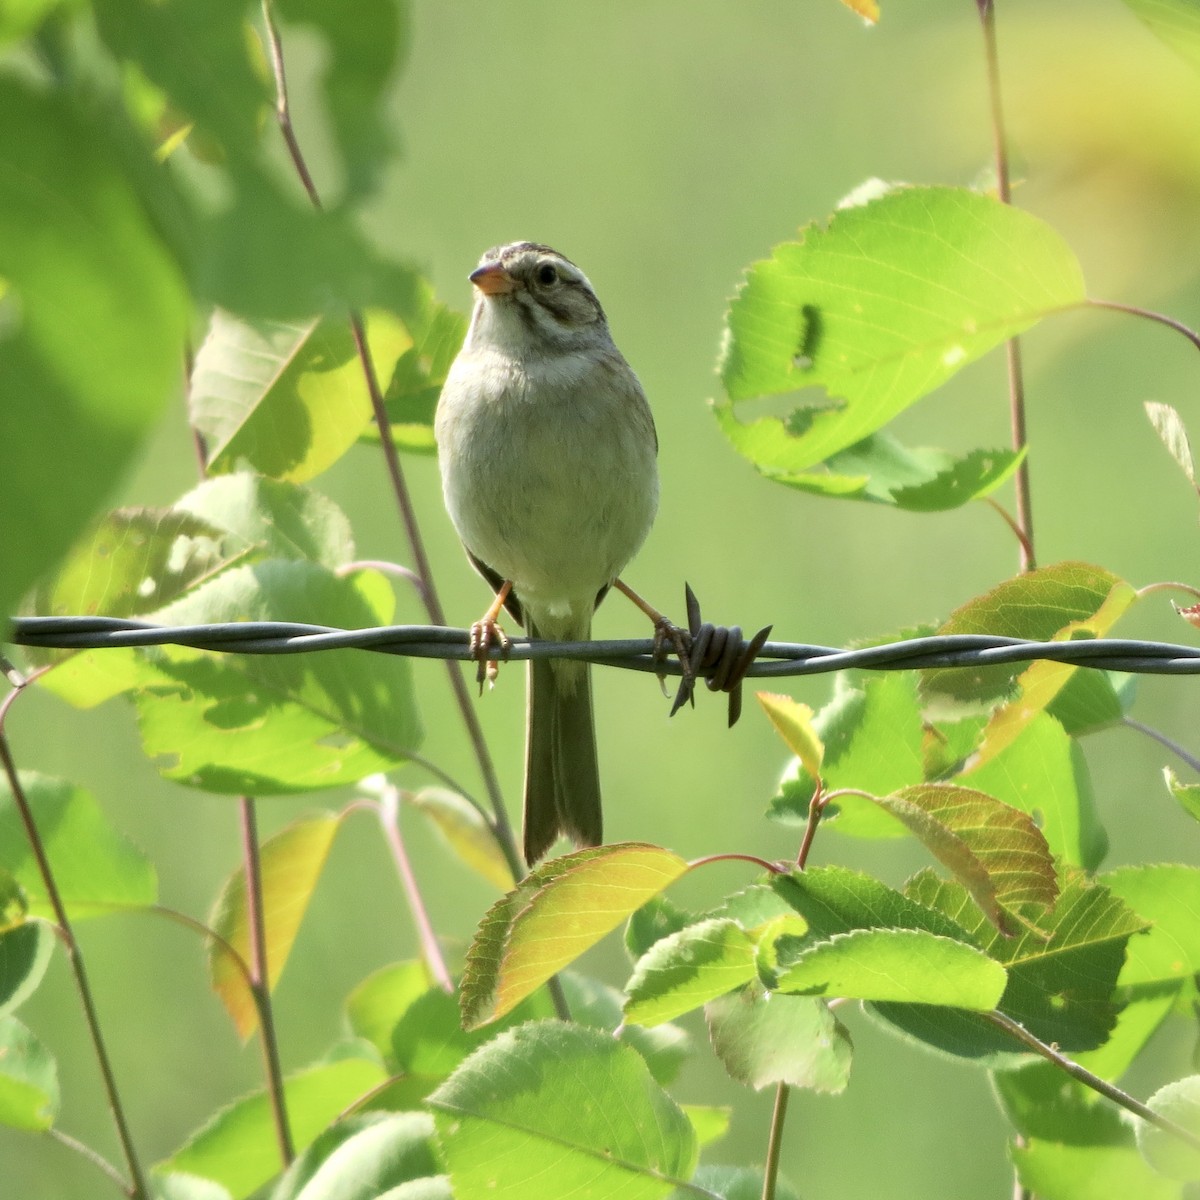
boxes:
[8,615,1200,677]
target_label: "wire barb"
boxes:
[668,584,774,724]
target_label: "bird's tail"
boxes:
[523,619,601,866]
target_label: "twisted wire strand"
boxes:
[8,616,1200,677]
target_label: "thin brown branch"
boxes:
[1089,299,1200,356]
[239,796,294,1167]
[985,1010,1200,1153]
[977,0,1035,571]
[0,687,146,1200]
[761,1082,791,1200]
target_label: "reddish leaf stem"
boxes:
[0,685,148,1200]
[239,796,295,1167]
[375,785,454,993]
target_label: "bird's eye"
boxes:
[535,263,559,286]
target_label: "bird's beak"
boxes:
[469,262,518,296]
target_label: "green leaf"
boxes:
[191,310,403,482]
[155,1174,234,1200]
[0,920,54,1020]
[94,0,412,318]
[874,868,1148,1058]
[272,0,406,203]
[272,1112,440,1200]
[428,1021,697,1200]
[1165,767,1200,823]
[757,693,823,777]
[124,561,420,793]
[209,813,342,1039]
[0,78,189,628]
[680,1105,731,1148]
[345,961,436,1065]
[559,972,691,1087]
[174,476,358,569]
[0,772,157,918]
[922,561,1132,707]
[1138,1076,1200,1180]
[32,507,229,626]
[460,843,689,1029]
[390,985,552,1088]
[771,865,975,942]
[372,277,468,456]
[972,576,1137,767]
[998,1065,1183,1198]
[625,894,696,962]
[668,1165,801,1200]
[774,927,1007,1007]
[38,477,363,709]
[761,433,1024,512]
[375,1180,453,1200]
[1103,865,1200,986]
[1014,1138,1181,1200]
[717,185,1085,473]
[159,1058,388,1199]
[706,983,852,1093]
[961,712,1108,870]
[407,788,515,892]
[624,919,759,1026]
[1122,0,1200,73]
[0,1016,58,1130]
[889,446,1025,512]
[867,783,1058,933]
[771,673,925,835]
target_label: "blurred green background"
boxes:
[6,0,1200,1196]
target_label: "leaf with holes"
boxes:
[429,1021,696,1200]
[716,185,1085,474]
[460,843,689,1029]
[208,813,342,1039]
[759,430,1024,511]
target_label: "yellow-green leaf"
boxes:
[208,813,342,1039]
[460,843,689,1029]
[758,693,824,778]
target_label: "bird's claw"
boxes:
[469,616,511,692]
